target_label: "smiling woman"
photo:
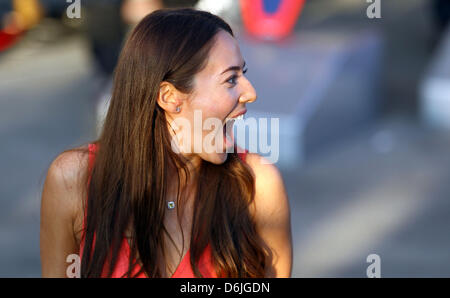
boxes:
[40,8,292,278]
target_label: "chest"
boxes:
[75,195,199,277]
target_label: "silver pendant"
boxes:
[167,201,175,209]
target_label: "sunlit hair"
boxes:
[78,8,269,277]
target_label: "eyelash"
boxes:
[227,68,248,86]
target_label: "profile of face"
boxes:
[158,30,257,165]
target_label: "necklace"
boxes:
[167,201,175,210]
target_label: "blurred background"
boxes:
[1,0,450,277]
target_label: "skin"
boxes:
[159,30,255,165]
[40,30,292,277]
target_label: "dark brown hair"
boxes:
[80,8,269,278]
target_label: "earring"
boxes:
[176,106,181,112]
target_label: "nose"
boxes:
[239,77,257,104]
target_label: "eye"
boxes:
[226,68,248,86]
[227,75,238,85]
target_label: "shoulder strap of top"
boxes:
[88,143,98,172]
[237,148,249,163]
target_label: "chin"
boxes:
[203,152,228,165]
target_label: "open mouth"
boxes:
[222,114,244,149]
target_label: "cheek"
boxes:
[211,90,239,118]
[196,92,237,120]
[192,84,239,121]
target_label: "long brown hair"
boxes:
[80,8,269,278]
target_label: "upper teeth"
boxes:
[225,114,244,124]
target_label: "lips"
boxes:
[226,108,247,122]
[223,110,246,132]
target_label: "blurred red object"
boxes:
[0,0,43,52]
[240,0,305,40]
[0,30,22,52]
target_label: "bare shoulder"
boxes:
[40,147,89,276]
[41,147,89,235]
[45,148,89,198]
[244,153,289,222]
[244,152,293,277]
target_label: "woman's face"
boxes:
[171,30,257,165]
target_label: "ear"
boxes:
[157,81,183,114]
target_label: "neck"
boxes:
[166,152,201,205]
[165,117,201,205]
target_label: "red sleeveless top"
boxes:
[79,143,248,278]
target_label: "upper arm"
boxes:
[246,153,293,278]
[40,150,87,277]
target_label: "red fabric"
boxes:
[80,143,248,277]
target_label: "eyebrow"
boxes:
[220,61,246,75]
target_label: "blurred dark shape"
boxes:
[83,0,126,76]
[432,0,450,32]
[0,2,12,19]
[38,0,67,18]
[164,0,199,8]
[84,0,200,76]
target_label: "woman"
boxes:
[40,8,292,278]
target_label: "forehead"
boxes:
[204,30,244,75]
